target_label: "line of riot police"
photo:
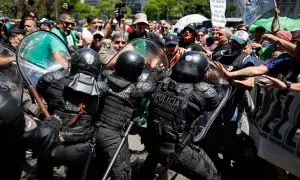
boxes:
[0,31,229,180]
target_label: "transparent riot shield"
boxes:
[0,44,23,106]
[103,38,169,75]
[17,30,70,87]
[192,61,232,142]
[16,30,70,117]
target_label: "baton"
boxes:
[102,121,134,180]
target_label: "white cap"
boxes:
[230,30,249,44]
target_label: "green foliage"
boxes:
[226,4,236,17]
[0,0,23,18]
[144,0,210,21]
[96,0,132,20]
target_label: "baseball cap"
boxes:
[165,34,179,45]
[39,18,51,26]
[182,25,196,33]
[93,31,104,37]
[230,30,249,44]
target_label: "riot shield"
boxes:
[17,30,70,87]
[0,44,23,106]
[16,30,70,117]
[103,38,169,75]
[192,61,232,142]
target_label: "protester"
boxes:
[164,34,186,66]
[91,30,104,52]
[211,27,231,60]
[24,19,38,34]
[98,31,128,67]
[38,18,52,31]
[178,25,202,51]
[52,14,81,52]
[128,13,163,46]
[82,15,101,46]
[6,29,25,51]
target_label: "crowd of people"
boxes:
[0,6,300,180]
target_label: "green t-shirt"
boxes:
[51,28,78,47]
[23,33,67,69]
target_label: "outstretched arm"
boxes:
[214,61,269,79]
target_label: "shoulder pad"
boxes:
[195,82,217,99]
[136,81,152,92]
[97,81,109,93]
[42,68,67,83]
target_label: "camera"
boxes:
[115,2,126,8]
[115,1,127,23]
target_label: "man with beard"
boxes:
[139,51,220,180]
[90,50,161,180]
[129,13,163,46]
[52,14,80,52]
[164,34,186,66]
[35,48,106,180]
[178,25,202,51]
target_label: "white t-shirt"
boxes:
[82,28,93,47]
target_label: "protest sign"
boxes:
[243,0,275,25]
[210,0,226,27]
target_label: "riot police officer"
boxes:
[35,48,106,180]
[140,51,221,180]
[0,88,25,180]
[92,50,160,180]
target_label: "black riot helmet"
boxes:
[115,50,146,82]
[171,51,209,83]
[70,48,101,77]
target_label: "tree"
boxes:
[144,0,210,21]
[226,4,236,17]
[0,0,23,18]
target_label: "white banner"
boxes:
[243,0,275,25]
[210,0,227,27]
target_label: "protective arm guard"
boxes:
[36,68,67,96]
[194,82,219,111]
[23,115,62,158]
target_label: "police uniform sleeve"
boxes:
[36,68,66,96]
[132,68,163,98]
[194,82,219,111]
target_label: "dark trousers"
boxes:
[0,141,25,180]
[140,144,220,180]
[90,125,131,180]
[37,143,89,180]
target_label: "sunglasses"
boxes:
[114,41,127,45]
[182,28,194,33]
[63,21,75,27]
[166,44,177,48]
